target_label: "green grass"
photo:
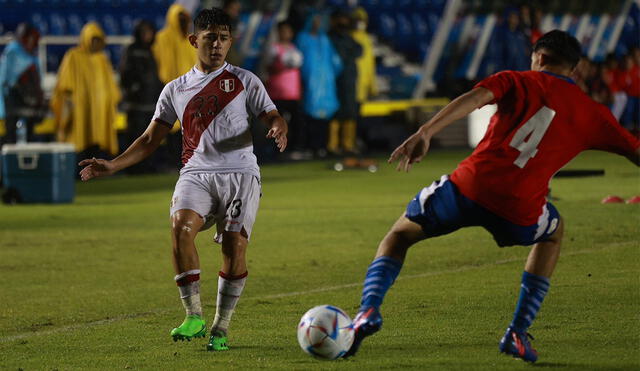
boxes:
[0,150,638,370]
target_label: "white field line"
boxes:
[0,246,625,343]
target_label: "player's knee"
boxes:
[171,214,200,243]
[221,231,248,257]
[386,217,425,249]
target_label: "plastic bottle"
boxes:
[16,119,27,144]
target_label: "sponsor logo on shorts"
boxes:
[171,196,177,208]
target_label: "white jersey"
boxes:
[153,62,276,178]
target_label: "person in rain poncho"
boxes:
[0,23,45,145]
[295,12,342,157]
[51,22,120,156]
[153,3,197,84]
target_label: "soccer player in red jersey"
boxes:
[344,30,640,362]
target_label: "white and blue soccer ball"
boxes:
[297,305,354,360]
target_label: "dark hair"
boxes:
[15,22,39,40]
[277,20,291,29]
[194,7,233,33]
[133,19,156,45]
[533,30,582,68]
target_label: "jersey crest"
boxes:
[220,79,235,93]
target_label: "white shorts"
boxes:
[170,172,261,241]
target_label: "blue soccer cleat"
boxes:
[499,327,538,363]
[342,307,383,358]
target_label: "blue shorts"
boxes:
[405,175,560,247]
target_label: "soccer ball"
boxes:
[296,305,354,360]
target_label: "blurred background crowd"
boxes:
[0,0,639,174]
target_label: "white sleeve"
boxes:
[153,82,178,127]
[246,72,277,116]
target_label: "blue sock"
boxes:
[359,256,403,312]
[510,271,550,333]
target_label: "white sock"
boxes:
[175,269,202,317]
[212,271,247,334]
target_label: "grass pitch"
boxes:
[1,150,638,370]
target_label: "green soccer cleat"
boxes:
[206,330,229,351]
[170,314,206,342]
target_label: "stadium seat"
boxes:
[66,14,83,35]
[395,13,414,52]
[49,13,67,35]
[102,14,120,35]
[373,13,396,40]
[120,14,135,36]
[411,13,429,37]
[31,13,49,35]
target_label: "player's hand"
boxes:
[266,119,288,152]
[388,130,431,172]
[78,157,116,181]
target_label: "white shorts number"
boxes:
[509,106,556,168]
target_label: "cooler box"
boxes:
[1,143,76,203]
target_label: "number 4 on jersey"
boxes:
[509,106,556,168]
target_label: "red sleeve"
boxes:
[589,105,640,156]
[474,71,515,105]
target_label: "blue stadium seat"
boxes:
[49,13,67,35]
[426,12,439,34]
[395,13,414,52]
[417,41,429,61]
[411,13,429,37]
[31,13,49,35]
[102,14,120,35]
[120,14,135,35]
[66,13,83,35]
[372,12,396,40]
[84,14,99,30]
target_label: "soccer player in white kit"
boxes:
[78,8,288,351]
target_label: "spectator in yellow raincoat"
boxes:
[152,3,197,84]
[51,22,120,156]
[151,3,197,169]
[351,7,377,107]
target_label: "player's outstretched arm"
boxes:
[389,87,494,172]
[261,109,288,152]
[78,120,171,181]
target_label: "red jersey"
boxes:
[450,70,640,225]
[622,65,640,97]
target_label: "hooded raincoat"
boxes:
[295,13,342,120]
[51,22,121,155]
[152,4,197,84]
